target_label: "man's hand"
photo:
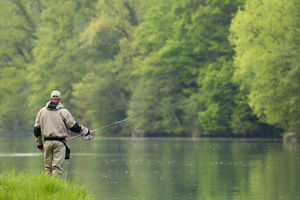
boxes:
[89,129,96,136]
[37,147,44,152]
[84,129,96,140]
[37,145,44,152]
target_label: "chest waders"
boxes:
[44,137,71,160]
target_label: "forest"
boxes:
[0,0,299,137]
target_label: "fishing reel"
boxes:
[82,134,94,140]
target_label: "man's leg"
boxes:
[52,141,66,177]
[43,141,53,175]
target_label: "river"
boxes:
[0,133,300,200]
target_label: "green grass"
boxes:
[0,171,95,200]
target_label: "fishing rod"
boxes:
[67,109,155,141]
[67,84,238,141]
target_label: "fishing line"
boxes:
[67,84,238,141]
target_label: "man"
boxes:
[33,90,95,177]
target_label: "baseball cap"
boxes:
[50,90,61,99]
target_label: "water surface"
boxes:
[0,133,299,200]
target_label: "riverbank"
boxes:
[0,171,94,200]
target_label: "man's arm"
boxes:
[33,110,44,152]
[62,109,91,136]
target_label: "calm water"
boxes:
[0,133,300,200]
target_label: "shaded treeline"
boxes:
[0,0,299,137]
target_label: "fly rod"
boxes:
[67,110,153,141]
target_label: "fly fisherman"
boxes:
[33,90,95,177]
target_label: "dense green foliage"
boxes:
[0,171,94,200]
[230,0,300,133]
[1,0,298,136]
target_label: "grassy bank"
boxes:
[0,171,94,200]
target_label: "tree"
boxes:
[126,0,193,136]
[73,0,143,134]
[0,0,39,130]
[28,0,97,118]
[126,0,254,136]
[230,0,300,133]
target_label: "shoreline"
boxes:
[93,136,283,142]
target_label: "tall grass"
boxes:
[0,171,94,200]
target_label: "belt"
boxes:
[44,137,66,141]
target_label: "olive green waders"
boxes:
[44,140,66,177]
